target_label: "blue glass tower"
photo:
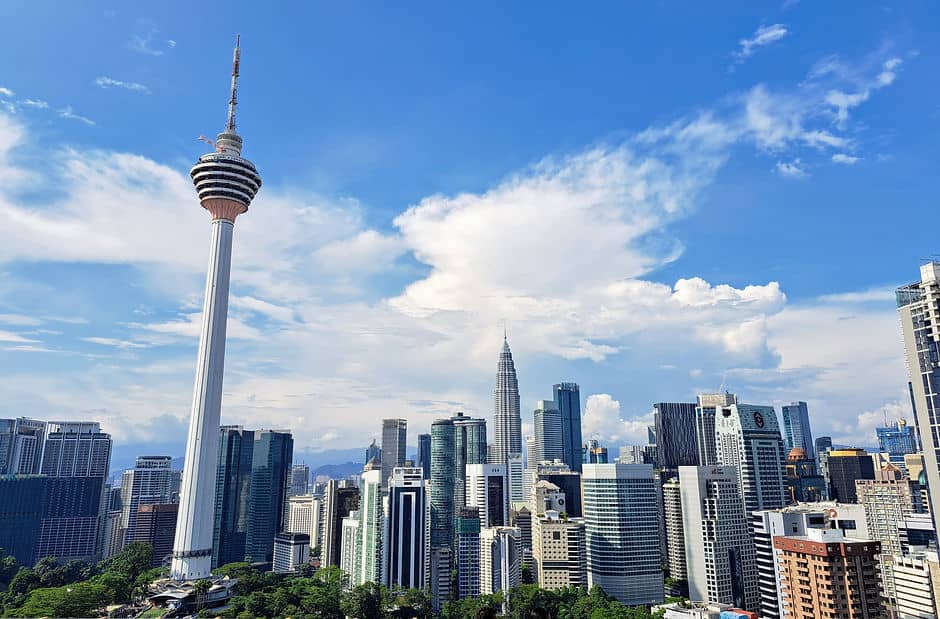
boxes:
[877,419,918,467]
[782,401,815,459]
[553,383,583,472]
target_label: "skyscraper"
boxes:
[37,421,111,563]
[172,37,263,581]
[417,433,432,480]
[653,402,699,469]
[493,336,522,468]
[134,503,179,567]
[430,418,456,550]
[898,261,940,522]
[784,448,828,503]
[533,400,564,464]
[245,430,293,563]
[120,456,177,548]
[466,463,508,528]
[323,480,360,568]
[715,403,787,517]
[454,412,487,511]
[286,495,323,549]
[695,392,737,466]
[0,418,46,475]
[456,507,481,599]
[532,511,586,589]
[480,526,522,595]
[381,419,407,490]
[351,465,384,586]
[877,419,918,468]
[827,448,876,503]
[662,478,686,583]
[213,426,254,567]
[385,466,428,590]
[582,463,663,606]
[781,401,815,459]
[553,383,583,473]
[680,465,758,611]
[0,475,44,566]
[289,463,310,496]
[365,439,382,466]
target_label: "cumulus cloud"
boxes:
[582,394,652,445]
[776,158,807,177]
[0,87,14,98]
[832,153,860,165]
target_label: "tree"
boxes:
[0,549,18,592]
[389,588,432,619]
[6,580,110,618]
[341,582,389,619]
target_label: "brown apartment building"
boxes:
[773,527,884,618]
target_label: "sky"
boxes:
[0,1,938,466]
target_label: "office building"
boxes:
[37,421,111,563]
[774,528,883,619]
[531,480,566,515]
[507,452,524,505]
[533,400,564,464]
[466,463,509,528]
[695,393,737,466]
[381,419,407,489]
[653,402,699,469]
[244,430,293,564]
[213,426,254,567]
[454,412,488,510]
[134,503,179,567]
[531,460,582,517]
[784,448,828,503]
[680,466,757,611]
[120,456,177,547]
[429,547,452,612]
[583,463,663,605]
[365,439,382,466]
[456,507,481,599]
[715,403,787,517]
[782,402,815,459]
[430,417,456,550]
[493,336,523,469]
[828,448,876,503]
[289,464,310,496]
[0,475,44,566]
[286,495,322,549]
[322,480,360,568]
[417,434,431,480]
[816,436,833,456]
[663,477,686,582]
[532,511,586,589]
[877,419,918,469]
[0,418,46,475]
[273,532,310,574]
[385,466,428,590]
[171,38,263,581]
[586,439,608,464]
[100,509,124,561]
[352,465,383,586]
[553,383,582,472]
[894,550,940,619]
[510,506,533,572]
[339,512,360,583]
[480,526,522,595]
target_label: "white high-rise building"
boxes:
[680,466,757,611]
[480,526,522,595]
[286,495,323,549]
[0,417,46,475]
[353,466,384,586]
[582,464,663,606]
[532,511,586,589]
[466,463,509,528]
[662,477,686,582]
[507,453,524,505]
[272,533,310,574]
[897,261,940,519]
[171,37,263,581]
[714,403,787,519]
[340,512,360,586]
[894,550,940,619]
[120,456,177,547]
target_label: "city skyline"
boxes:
[0,3,937,460]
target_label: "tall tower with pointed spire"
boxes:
[493,335,522,468]
[170,36,262,581]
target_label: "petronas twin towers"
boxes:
[492,335,522,466]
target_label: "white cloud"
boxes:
[0,330,37,343]
[0,87,14,98]
[582,394,652,445]
[735,24,789,61]
[95,76,151,95]
[776,158,807,177]
[128,29,173,56]
[832,153,860,165]
[21,99,48,109]
[58,106,95,126]
[82,336,150,350]
[0,313,41,326]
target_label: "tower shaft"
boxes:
[171,216,236,580]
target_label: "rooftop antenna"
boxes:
[226,34,241,134]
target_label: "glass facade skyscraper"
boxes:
[381,419,407,490]
[493,337,522,468]
[553,383,582,472]
[430,418,456,550]
[0,418,46,475]
[417,433,432,480]
[0,475,44,566]
[877,419,918,467]
[245,430,293,563]
[454,412,487,511]
[533,400,564,464]
[652,402,698,469]
[213,426,254,567]
[782,401,815,459]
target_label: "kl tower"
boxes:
[170,36,262,581]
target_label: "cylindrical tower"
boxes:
[171,36,262,581]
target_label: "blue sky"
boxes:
[0,1,937,464]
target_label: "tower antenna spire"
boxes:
[226,34,241,133]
